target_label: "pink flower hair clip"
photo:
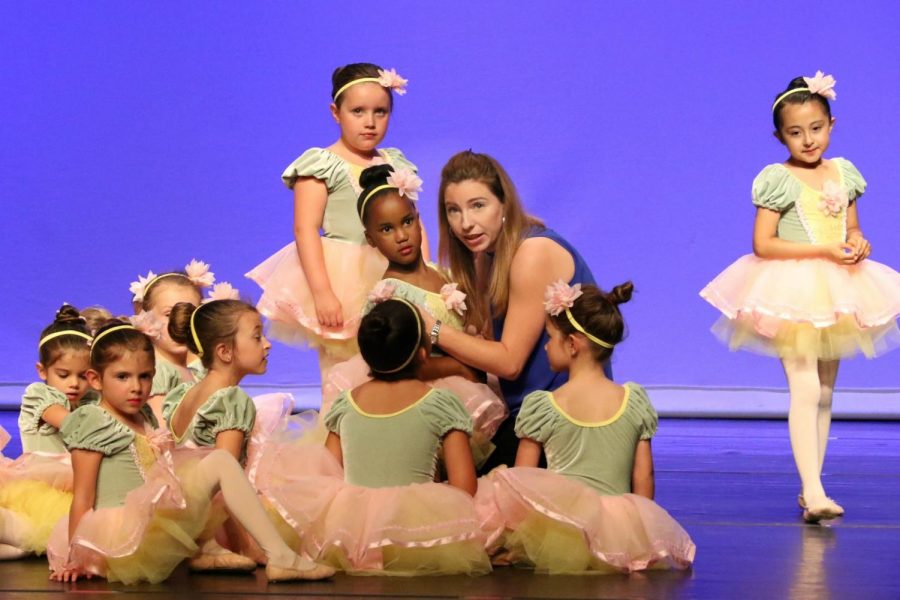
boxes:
[367,280,397,304]
[185,259,216,288]
[803,71,837,101]
[129,270,158,303]
[131,311,163,340]
[387,168,423,202]
[819,180,848,217]
[544,280,583,316]
[440,283,467,316]
[204,282,240,303]
[377,68,408,95]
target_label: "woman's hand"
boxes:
[314,290,344,330]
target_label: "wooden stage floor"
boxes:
[1,414,899,599]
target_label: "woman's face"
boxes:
[442,179,505,254]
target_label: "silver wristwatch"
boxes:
[430,320,442,347]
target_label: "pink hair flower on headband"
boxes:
[367,280,397,304]
[377,68,408,95]
[544,280,583,316]
[204,282,240,303]
[803,71,837,100]
[819,180,848,217]
[185,259,216,288]
[130,270,158,303]
[131,311,163,340]
[386,169,423,201]
[440,283,468,316]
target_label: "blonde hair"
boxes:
[437,151,544,332]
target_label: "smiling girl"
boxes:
[701,71,900,522]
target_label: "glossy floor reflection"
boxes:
[1,415,899,599]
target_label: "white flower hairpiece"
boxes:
[129,270,158,303]
[440,283,467,316]
[543,280,584,316]
[386,168,423,202]
[377,68,408,95]
[203,282,240,303]
[367,280,397,304]
[803,71,837,101]
[185,259,215,288]
[130,311,163,340]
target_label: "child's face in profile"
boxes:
[37,348,91,406]
[364,194,422,267]
[231,310,271,376]
[543,319,570,373]
[91,349,154,421]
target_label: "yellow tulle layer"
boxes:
[320,539,492,577]
[0,480,72,554]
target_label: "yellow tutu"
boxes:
[0,479,71,554]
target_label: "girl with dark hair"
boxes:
[247,63,424,397]
[477,282,695,573]
[701,71,900,522]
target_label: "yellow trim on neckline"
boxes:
[549,384,630,427]
[347,387,435,418]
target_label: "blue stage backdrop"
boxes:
[1,2,897,391]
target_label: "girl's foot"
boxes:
[188,539,258,572]
[802,496,844,523]
[265,555,335,583]
[0,544,29,561]
[798,493,844,515]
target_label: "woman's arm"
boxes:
[631,440,655,499]
[416,355,483,383]
[514,438,543,468]
[293,178,343,328]
[425,237,574,380]
[324,432,343,466]
[442,430,477,495]
[215,430,247,463]
[752,207,855,263]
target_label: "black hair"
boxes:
[357,164,410,224]
[772,76,833,130]
[38,304,91,366]
[357,299,425,381]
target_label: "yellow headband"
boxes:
[142,273,186,299]
[189,303,207,358]
[565,309,614,349]
[772,87,810,112]
[38,330,92,350]
[90,325,136,359]
[370,298,423,374]
[333,77,382,102]
[358,184,398,219]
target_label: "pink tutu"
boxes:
[246,239,387,353]
[476,467,695,573]
[701,255,900,359]
[47,451,210,584]
[325,355,508,466]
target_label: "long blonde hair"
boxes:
[437,151,544,333]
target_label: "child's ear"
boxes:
[214,342,233,365]
[829,116,836,130]
[86,369,103,392]
[330,103,340,124]
[566,334,580,355]
[773,129,785,145]
[36,362,47,382]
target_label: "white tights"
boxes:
[0,507,31,560]
[193,450,310,569]
[782,357,839,501]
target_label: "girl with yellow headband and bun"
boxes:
[47,321,334,584]
[701,72,900,523]
[246,63,423,395]
[0,305,95,560]
[323,164,508,468]
[263,299,491,575]
[476,282,695,573]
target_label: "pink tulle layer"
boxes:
[476,467,695,573]
[0,451,72,491]
[246,239,387,345]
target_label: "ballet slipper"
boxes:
[188,550,258,572]
[798,493,844,516]
[265,556,335,583]
[802,496,844,523]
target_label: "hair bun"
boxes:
[608,281,634,306]
[54,304,85,325]
[359,164,395,191]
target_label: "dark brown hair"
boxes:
[168,300,257,368]
[437,150,544,332]
[38,304,91,367]
[331,62,393,108]
[773,76,833,130]
[549,282,634,363]
[357,299,425,382]
[90,319,155,373]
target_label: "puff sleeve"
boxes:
[281,147,345,190]
[752,164,801,212]
[514,391,558,444]
[421,389,473,438]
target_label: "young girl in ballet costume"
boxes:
[325,164,508,464]
[476,282,695,573]
[0,306,95,560]
[700,71,900,522]
[246,63,420,390]
[265,299,491,575]
[47,321,334,583]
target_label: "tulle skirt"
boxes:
[700,255,900,360]
[47,453,212,584]
[476,467,695,574]
[325,355,508,467]
[246,239,387,357]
